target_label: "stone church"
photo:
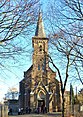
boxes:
[19,12,61,113]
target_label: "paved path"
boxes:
[9,112,62,117]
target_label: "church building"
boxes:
[19,12,61,113]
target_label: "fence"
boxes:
[0,105,8,117]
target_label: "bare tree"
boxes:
[5,87,18,100]
[44,1,83,116]
[63,0,83,85]
[47,32,78,117]
[0,0,39,78]
[0,0,39,61]
[0,0,39,43]
[46,0,83,84]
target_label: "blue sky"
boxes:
[0,0,83,102]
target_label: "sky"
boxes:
[0,0,83,102]
[0,0,45,102]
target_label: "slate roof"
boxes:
[35,12,46,38]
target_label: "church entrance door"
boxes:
[38,100,45,113]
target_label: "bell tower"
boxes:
[32,12,49,85]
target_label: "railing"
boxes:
[0,105,8,117]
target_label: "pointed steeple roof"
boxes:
[35,12,46,38]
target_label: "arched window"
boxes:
[38,64,40,70]
[39,45,42,51]
[42,65,44,71]
[42,57,46,71]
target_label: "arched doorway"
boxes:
[37,91,46,113]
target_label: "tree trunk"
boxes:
[62,93,65,117]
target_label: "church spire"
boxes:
[35,12,46,38]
